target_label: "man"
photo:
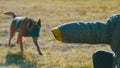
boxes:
[52,13,120,68]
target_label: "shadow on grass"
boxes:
[0,43,17,47]
[0,52,35,68]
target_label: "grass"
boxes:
[0,0,119,68]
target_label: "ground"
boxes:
[0,0,119,68]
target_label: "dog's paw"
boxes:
[39,52,43,56]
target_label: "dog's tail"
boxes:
[3,12,16,18]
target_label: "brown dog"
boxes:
[3,12,43,55]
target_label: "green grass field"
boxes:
[0,0,119,68]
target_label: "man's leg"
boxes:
[92,50,113,68]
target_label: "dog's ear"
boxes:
[37,19,41,26]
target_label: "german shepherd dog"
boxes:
[3,12,43,55]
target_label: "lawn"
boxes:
[0,0,119,68]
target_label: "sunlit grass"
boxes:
[0,0,118,68]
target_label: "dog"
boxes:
[3,12,43,55]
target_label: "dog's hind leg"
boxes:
[8,25,16,47]
[17,33,24,54]
[17,18,29,54]
[20,36,23,54]
[17,35,20,44]
[32,37,43,55]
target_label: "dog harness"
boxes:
[12,17,34,37]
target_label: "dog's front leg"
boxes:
[32,37,43,55]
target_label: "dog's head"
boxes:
[26,19,41,39]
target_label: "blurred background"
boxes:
[0,0,119,68]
